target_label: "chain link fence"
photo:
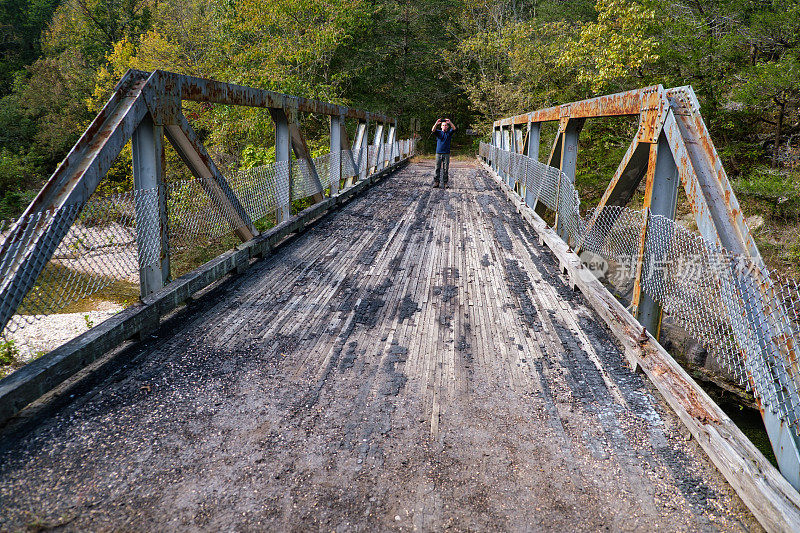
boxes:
[480,141,800,432]
[0,139,416,371]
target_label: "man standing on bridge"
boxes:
[432,118,456,188]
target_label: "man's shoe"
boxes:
[443,181,449,189]
[432,182,440,188]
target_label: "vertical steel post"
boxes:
[386,122,397,165]
[274,108,292,222]
[132,113,169,297]
[525,120,541,208]
[554,119,584,240]
[633,132,679,336]
[513,125,524,193]
[356,115,369,181]
[560,120,582,186]
[491,127,500,171]
[513,125,524,154]
[330,114,343,196]
[502,127,512,186]
[372,122,385,174]
[526,120,540,160]
[350,120,363,185]
[340,117,357,186]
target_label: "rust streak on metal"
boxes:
[494,86,662,127]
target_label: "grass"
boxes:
[0,339,19,366]
[732,167,800,277]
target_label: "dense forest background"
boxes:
[0,0,799,268]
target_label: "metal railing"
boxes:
[479,142,800,436]
[0,129,415,364]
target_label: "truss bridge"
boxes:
[1,72,799,531]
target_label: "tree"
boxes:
[0,0,61,94]
[736,56,800,167]
[559,0,659,93]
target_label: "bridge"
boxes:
[1,71,800,530]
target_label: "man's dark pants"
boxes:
[435,153,450,186]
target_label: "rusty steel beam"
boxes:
[15,71,150,220]
[666,87,760,260]
[148,70,395,123]
[661,110,724,248]
[494,86,662,127]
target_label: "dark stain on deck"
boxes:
[0,160,759,531]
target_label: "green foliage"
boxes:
[734,168,800,221]
[0,0,61,94]
[575,116,639,207]
[735,168,800,200]
[559,0,659,92]
[0,339,19,366]
[241,145,276,169]
[0,0,799,230]
[0,148,39,220]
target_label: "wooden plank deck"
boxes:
[0,160,759,531]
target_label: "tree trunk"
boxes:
[773,100,785,168]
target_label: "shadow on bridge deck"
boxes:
[0,161,759,530]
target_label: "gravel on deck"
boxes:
[0,160,759,531]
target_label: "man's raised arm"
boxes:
[446,119,456,131]
[432,118,442,132]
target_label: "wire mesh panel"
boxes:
[313,153,332,191]
[342,149,358,180]
[228,163,282,222]
[293,153,339,201]
[167,179,231,253]
[368,143,379,171]
[0,192,150,360]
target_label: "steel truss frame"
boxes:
[490,85,800,490]
[0,69,401,343]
